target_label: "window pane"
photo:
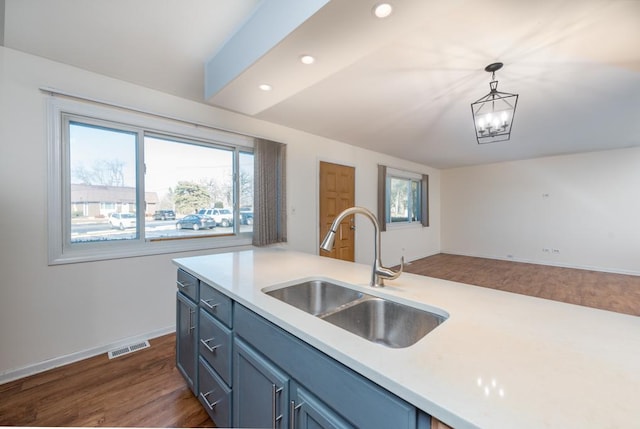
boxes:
[385,175,422,225]
[389,177,410,222]
[69,122,138,243]
[239,151,254,233]
[144,136,234,239]
[411,180,421,222]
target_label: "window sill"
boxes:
[48,235,253,265]
[384,222,425,231]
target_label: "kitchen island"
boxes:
[173,248,640,428]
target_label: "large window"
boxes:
[48,96,254,264]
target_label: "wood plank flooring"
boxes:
[0,334,213,427]
[401,253,640,316]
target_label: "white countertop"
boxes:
[173,248,640,429]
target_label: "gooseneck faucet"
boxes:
[320,206,403,287]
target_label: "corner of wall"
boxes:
[0,0,5,46]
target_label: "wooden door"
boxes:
[319,162,355,261]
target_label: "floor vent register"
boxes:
[107,340,150,359]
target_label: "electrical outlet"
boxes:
[552,249,560,254]
[542,248,550,253]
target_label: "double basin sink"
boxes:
[264,280,447,348]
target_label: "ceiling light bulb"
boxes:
[258,84,272,91]
[300,55,315,65]
[373,3,393,18]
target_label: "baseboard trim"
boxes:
[0,325,175,386]
[442,251,640,276]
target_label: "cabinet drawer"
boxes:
[177,269,198,302]
[199,309,232,386]
[198,357,232,428]
[199,281,232,328]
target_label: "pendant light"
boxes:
[471,62,518,144]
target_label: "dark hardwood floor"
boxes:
[401,253,640,316]
[0,334,213,427]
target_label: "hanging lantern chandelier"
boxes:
[471,62,518,144]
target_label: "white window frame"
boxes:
[385,167,423,229]
[47,96,254,265]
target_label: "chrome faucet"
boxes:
[320,206,403,287]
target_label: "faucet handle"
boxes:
[395,256,405,278]
[376,256,404,281]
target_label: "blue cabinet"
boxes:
[198,357,232,427]
[234,304,417,429]
[290,384,353,429]
[233,336,352,429]
[198,309,232,385]
[197,279,234,427]
[233,338,289,428]
[176,269,199,394]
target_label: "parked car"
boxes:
[108,213,136,230]
[153,210,176,220]
[176,214,215,231]
[240,209,253,225]
[197,208,234,227]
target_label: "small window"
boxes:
[378,166,428,229]
[386,175,422,224]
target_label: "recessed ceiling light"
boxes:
[300,54,315,65]
[258,83,272,91]
[373,3,393,18]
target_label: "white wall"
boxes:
[441,148,640,275]
[0,47,440,379]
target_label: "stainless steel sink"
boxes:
[264,280,447,348]
[265,280,363,316]
[322,297,446,348]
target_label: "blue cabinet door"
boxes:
[233,337,289,429]
[291,384,354,429]
[176,291,197,394]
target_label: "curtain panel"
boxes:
[421,173,429,227]
[253,139,287,246]
[377,164,387,232]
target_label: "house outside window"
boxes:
[48,96,254,264]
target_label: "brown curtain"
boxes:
[377,164,387,232]
[253,139,287,246]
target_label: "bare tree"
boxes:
[239,169,253,209]
[202,175,232,208]
[72,159,126,186]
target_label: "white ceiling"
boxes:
[3,0,640,168]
